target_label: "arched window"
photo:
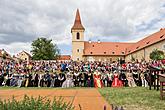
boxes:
[76,32,80,39]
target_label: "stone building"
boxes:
[0,49,12,61]
[71,9,165,62]
[17,51,32,62]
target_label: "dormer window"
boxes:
[122,52,124,54]
[160,35,164,38]
[76,32,80,39]
[136,46,139,49]
[104,52,106,54]
[90,52,93,54]
[112,52,115,54]
[146,41,150,44]
[92,45,94,47]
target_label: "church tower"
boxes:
[71,9,85,61]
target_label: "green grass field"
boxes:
[98,87,165,110]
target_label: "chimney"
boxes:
[89,39,92,43]
[97,39,101,43]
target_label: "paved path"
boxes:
[0,88,111,110]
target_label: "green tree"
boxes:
[150,49,164,61]
[31,38,60,60]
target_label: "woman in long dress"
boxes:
[62,72,74,88]
[126,71,136,87]
[112,71,123,87]
[93,70,103,88]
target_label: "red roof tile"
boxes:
[84,42,134,56]
[126,28,165,55]
[58,55,71,60]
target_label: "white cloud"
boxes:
[0,42,31,56]
[0,0,165,55]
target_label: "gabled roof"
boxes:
[84,42,134,56]
[126,28,165,55]
[18,51,32,57]
[0,49,12,59]
[71,9,85,31]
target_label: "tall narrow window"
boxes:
[76,32,80,39]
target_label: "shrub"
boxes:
[0,95,74,110]
[150,49,165,61]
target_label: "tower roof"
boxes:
[71,9,85,31]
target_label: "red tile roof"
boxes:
[126,28,165,55]
[84,28,165,56]
[84,42,134,56]
[71,9,85,31]
[58,55,71,60]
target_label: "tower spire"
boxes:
[71,9,85,31]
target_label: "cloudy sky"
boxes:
[0,0,165,56]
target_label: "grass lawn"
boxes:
[98,87,165,110]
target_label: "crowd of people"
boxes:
[0,59,165,88]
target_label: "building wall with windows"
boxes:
[71,9,165,62]
[17,51,32,62]
[72,41,84,61]
[125,40,165,62]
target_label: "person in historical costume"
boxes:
[5,73,11,86]
[83,71,88,87]
[39,74,44,87]
[132,70,140,86]
[126,71,136,87]
[62,72,74,88]
[73,70,80,87]
[34,74,39,87]
[140,69,148,87]
[93,70,103,88]
[25,74,29,87]
[0,73,4,86]
[54,73,59,87]
[79,72,84,87]
[10,74,19,87]
[2,74,8,86]
[87,70,94,87]
[112,71,123,87]
[58,73,65,87]
[102,71,109,87]
[17,74,24,87]
[107,71,113,87]
[119,72,128,87]
[44,71,51,87]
